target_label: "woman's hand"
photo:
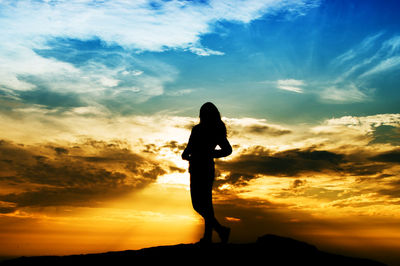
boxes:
[182,149,191,161]
[213,138,232,158]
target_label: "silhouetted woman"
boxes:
[182,102,232,244]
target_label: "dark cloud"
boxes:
[375,175,400,199]
[369,125,400,146]
[216,147,345,185]
[355,173,394,184]
[162,140,187,153]
[54,146,69,155]
[370,149,400,163]
[216,146,399,186]
[228,124,291,138]
[377,187,400,199]
[246,124,292,136]
[0,139,180,211]
[292,179,307,189]
[0,206,15,214]
[142,143,160,154]
[142,140,187,155]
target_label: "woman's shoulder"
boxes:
[192,124,201,132]
[189,124,200,137]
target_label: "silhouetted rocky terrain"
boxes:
[1,234,386,266]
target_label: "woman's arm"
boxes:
[181,129,194,161]
[213,137,232,158]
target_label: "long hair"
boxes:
[199,102,227,137]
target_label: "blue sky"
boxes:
[1,0,399,123]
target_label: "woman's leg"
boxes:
[191,177,212,240]
[201,190,230,243]
[200,177,230,244]
[202,187,219,241]
[190,171,215,239]
[190,165,230,243]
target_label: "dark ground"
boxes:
[0,234,387,266]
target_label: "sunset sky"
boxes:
[1,0,400,264]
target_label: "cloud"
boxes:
[216,147,346,186]
[189,46,225,56]
[0,39,179,106]
[0,0,320,106]
[225,117,292,138]
[276,79,305,93]
[0,139,181,212]
[307,33,400,104]
[0,0,318,52]
[0,44,80,92]
[0,39,171,110]
[294,113,400,152]
[319,113,400,134]
[1,111,398,209]
[370,149,400,163]
[99,76,120,87]
[370,125,400,146]
[17,88,86,109]
[360,56,400,78]
[333,32,384,66]
[332,33,400,81]
[275,78,370,104]
[318,83,368,103]
[215,139,400,187]
[165,89,194,96]
[141,140,187,157]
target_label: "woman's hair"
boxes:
[199,102,227,137]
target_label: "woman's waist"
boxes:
[189,156,214,167]
[190,155,214,163]
[189,158,215,175]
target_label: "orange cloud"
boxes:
[0,139,183,213]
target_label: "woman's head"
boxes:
[200,102,221,123]
[199,102,226,136]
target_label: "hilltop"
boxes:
[1,234,386,266]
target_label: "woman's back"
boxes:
[182,123,232,163]
[188,124,219,160]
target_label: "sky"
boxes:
[0,0,400,264]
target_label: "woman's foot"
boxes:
[218,226,230,244]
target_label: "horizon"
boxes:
[0,0,400,265]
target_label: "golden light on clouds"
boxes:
[0,110,399,263]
